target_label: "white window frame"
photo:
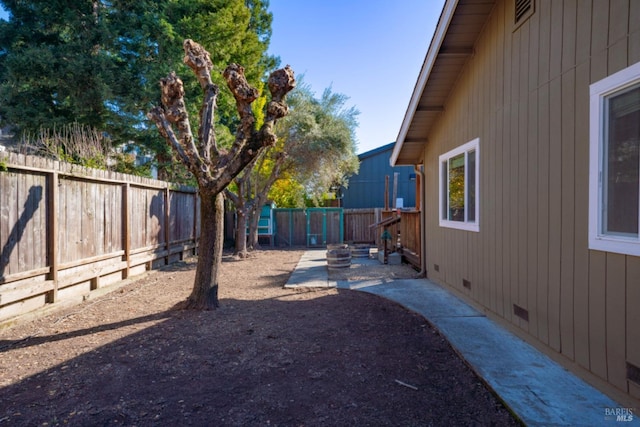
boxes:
[438,138,480,232]
[589,61,640,256]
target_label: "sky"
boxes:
[267,1,444,153]
[0,1,445,154]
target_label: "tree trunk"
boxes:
[247,203,262,250]
[186,190,224,309]
[234,208,249,257]
[227,176,250,258]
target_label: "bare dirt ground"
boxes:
[0,249,519,426]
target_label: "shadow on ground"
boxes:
[0,252,518,426]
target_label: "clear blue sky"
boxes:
[0,2,445,154]
[268,1,444,153]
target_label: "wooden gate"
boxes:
[306,208,343,247]
[273,208,343,247]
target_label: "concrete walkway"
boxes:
[285,249,638,426]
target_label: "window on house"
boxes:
[589,61,640,256]
[439,138,479,232]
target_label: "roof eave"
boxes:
[390,0,458,167]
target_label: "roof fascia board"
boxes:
[390,0,458,166]
[358,141,395,160]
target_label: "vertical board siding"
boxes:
[421,0,640,398]
[560,68,576,359]
[494,2,506,319]
[526,4,541,338]
[0,152,198,322]
[574,60,592,371]
[606,253,627,391]
[632,1,640,66]
[518,19,530,332]
[628,256,640,398]
[589,251,608,380]
[509,5,521,329]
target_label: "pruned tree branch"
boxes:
[223,63,259,156]
[261,66,295,145]
[182,39,219,162]
[148,39,295,196]
[213,63,296,193]
[183,39,214,87]
[147,105,191,166]
[147,71,206,179]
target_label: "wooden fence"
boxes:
[343,208,379,244]
[273,208,343,247]
[268,207,419,251]
[0,152,199,323]
[270,208,388,247]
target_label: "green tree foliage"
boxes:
[0,0,275,179]
[269,80,360,206]
[226,79,359,255]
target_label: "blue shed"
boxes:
[341,142,417,209]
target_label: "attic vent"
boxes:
[515,0,534,25]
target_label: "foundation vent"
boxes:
[463,279,471,290]
[627,362,640,386]
[513,304,529,322]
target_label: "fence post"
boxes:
[322,210,327,246]
[46,171,59,303]
[122,182,131,278]
[164,185,171,264]
[289,210,293,247]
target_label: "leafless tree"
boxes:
[148,39,295,309]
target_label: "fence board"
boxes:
[63,178,82,263]
[47,172,58,302]
[171,191,197,242]
[274,209,306,247]
[4,171,18,277]
[0,152,200,323]
[307,210,324,247]
[272,208,347,247]
[0,170,10,278]
[325,210,342,245]
[343,209,377,244]
[21,171,33,272]
[83,178,97,257]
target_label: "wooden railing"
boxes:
[399,210,421,269]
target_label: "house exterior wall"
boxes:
[342,144,416,209]
[420,0,640,399]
